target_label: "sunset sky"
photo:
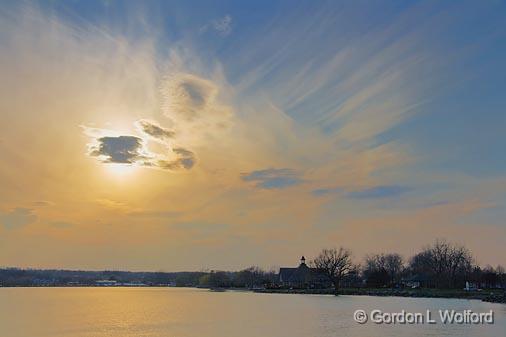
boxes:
[1,0,505,271]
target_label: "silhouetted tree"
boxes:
[482,265,499,288]
[408,239,473,288]
[233,266,275,288]
[363,253,403,287]
[199,271,231,288]
[384,253,404,286]
[311,247,353,295]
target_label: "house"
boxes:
[278,256,330,289]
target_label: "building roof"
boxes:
[279,256,331,285]
[279,263,317,283]
[279,267,297,282]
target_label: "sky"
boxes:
[0,0,505,271]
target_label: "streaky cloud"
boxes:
[312,187,343,196]
[136,119,175,141]
[0,208,37,229]
[241,168,302,189]
[49,221,74,228]
[31,200,54,207]
[200,15,232,37]
[158,147,196,170]
[347,185,411,199]
[162,74,219,121]
[128,210,181,218]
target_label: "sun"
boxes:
[104,163,138,178]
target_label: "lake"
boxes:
[1,287,505,337]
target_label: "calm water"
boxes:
[1,287,505,337]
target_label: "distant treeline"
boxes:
[0,267,276,288]
[307,239,505,292]
[358,242,505,290]
[0,269,182,287]
[1,239,504,290]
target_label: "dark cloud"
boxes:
[181,82,207,107]
[173,147,194,158]
[346,185,411,199]
[158,147,196,170]
[165,75,217,120]
[90,135,146,164]
[137,119,175,140]
[84,125,196,171]
[241,168,302,189]
[179,157,195,169]
[0,208,37,229]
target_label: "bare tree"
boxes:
[384,253,404,286]
[409,239,473,288]
[311,247,353,295]
[363,253,403,287]
[496,265,506,288]
[363,254,389,287]
[447,243,473,288]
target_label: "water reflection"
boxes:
[0,287,504,337]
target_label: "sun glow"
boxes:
[104,163,138,178]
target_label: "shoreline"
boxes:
[253,288,506,304]
[1,285,504,304]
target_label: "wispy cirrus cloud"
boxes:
[49,221,74,228]
[241,168,302,189]
[128,210,180,218]
[31,200,54,207]
[2,2,505,270]
[157,147,196,170]
[162,74,218,121]
[160,73,232,132]
[312,187,343,196]
[200,15,232,37]
[346,185,411,199]
[136,119,175,141]
[0,208,37,229]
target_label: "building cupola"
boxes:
[300,256,306,265]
